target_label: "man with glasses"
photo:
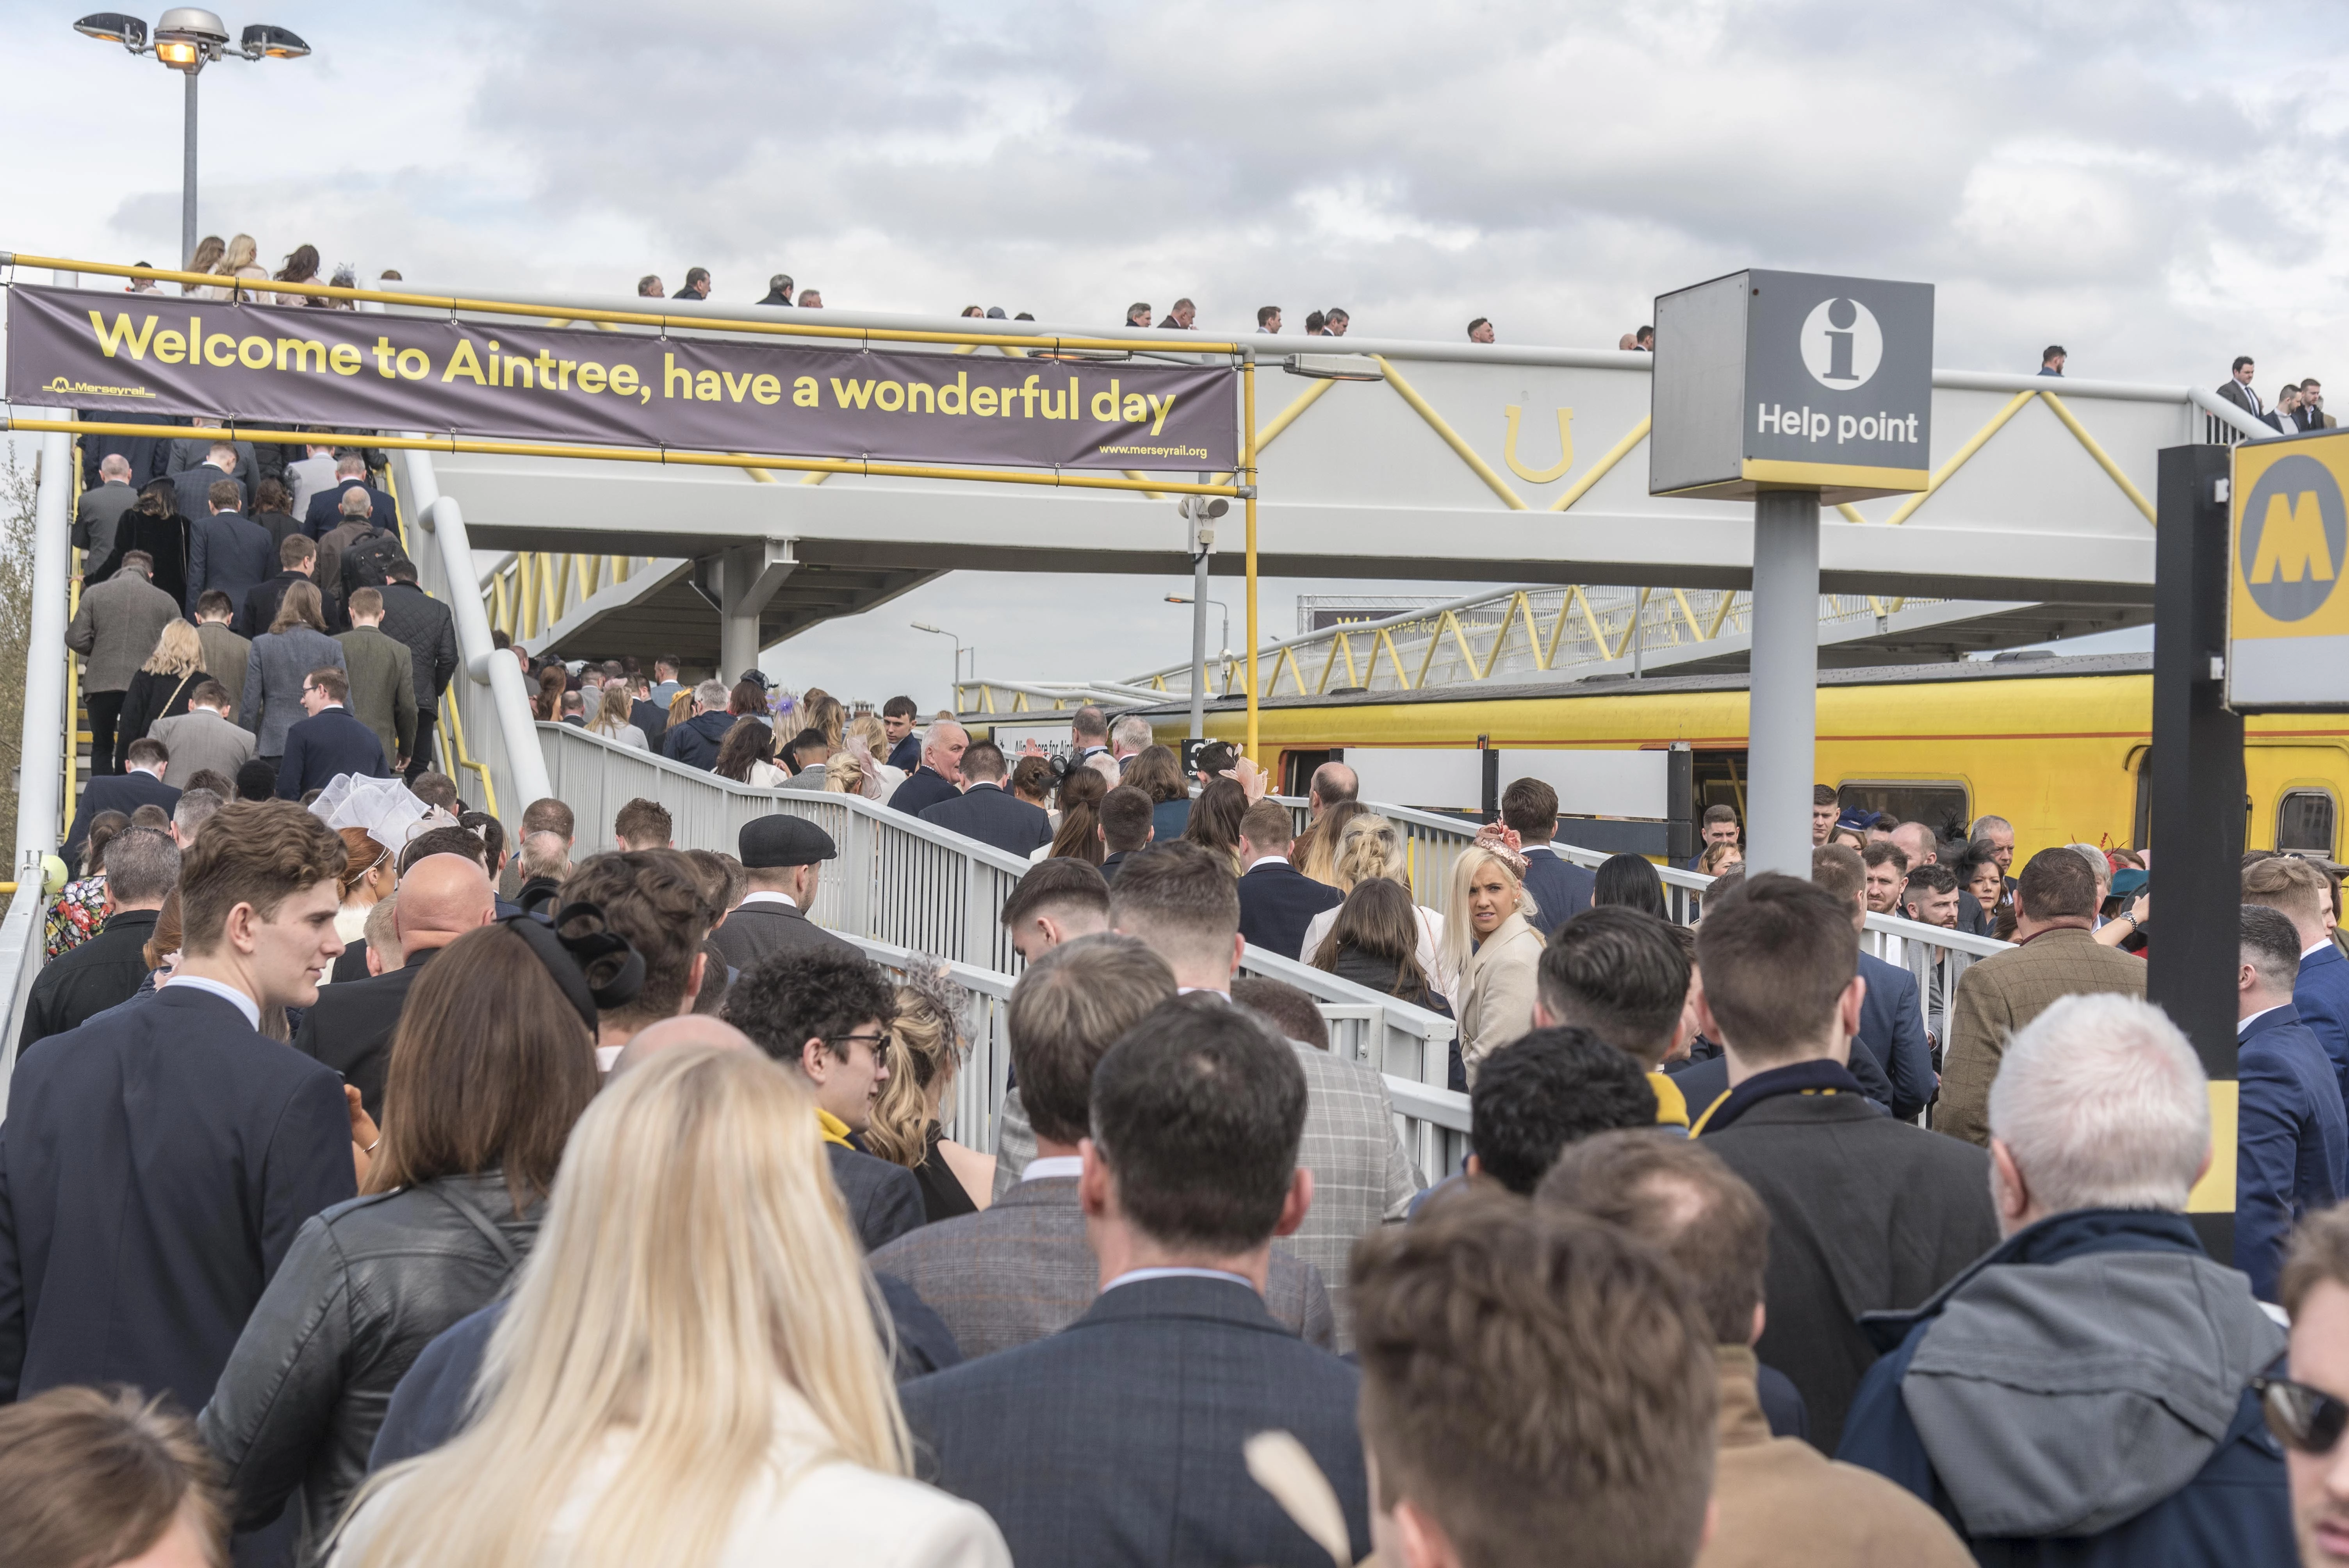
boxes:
[274,667,392,798]
[2274,1205,2349,1566]
[1840,992,2293,1561]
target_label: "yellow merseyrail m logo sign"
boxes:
[2229,430,2349,709]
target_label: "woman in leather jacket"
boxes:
[197,915,603,1563]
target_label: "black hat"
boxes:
[496,900,644,1028]
[736,668,775,691]
[740,813,838,869]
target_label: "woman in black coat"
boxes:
[90,478,191,607]
[112,618,209,769]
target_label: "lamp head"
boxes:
[239,22,308,58]
[73,12,150,49]
[153,7,228,70]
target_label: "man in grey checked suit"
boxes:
[899,994,1372,1568]
[870,935,1335,1354]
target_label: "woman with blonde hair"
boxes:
[1295,812,1447,984]
[207,234,269,301]
[865,969,993,1221]
[113,620,209,768]
[242,581,344,763]
[587,684,648,750]
[1444,833,1543,1088]
[331,1046,1009,1568]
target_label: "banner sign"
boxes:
[4,285,1239,471]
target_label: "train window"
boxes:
[1838,782,1969,841]
[2278,790,2338,856]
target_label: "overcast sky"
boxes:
[5,0,2342,702]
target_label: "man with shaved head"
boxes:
[292,853,495,1116]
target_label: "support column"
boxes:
[1745,489,1821,878]
[15,394,74,869]
[1188,543,1210,741]
[2147,443,2241,1265]
[702,540,797,681]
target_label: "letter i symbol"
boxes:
[1823,299,1858,382]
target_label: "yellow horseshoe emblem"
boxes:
[1504,405,1574,484]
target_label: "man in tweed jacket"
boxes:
[66,550,180,778]
[870,935,1335,1356]
[1938,847,2145,1145]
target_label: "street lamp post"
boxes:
[910,622,968,713]
[72,11,311,269]
[1163,594,1232,742]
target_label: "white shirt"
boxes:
[739,890,802,912]
[1103,1266,1255,1293]
[2242,1003,2294,1037]
[1021,1155,1084,1183]
[2306,938,2334,959]
[1246,854,1290,873]
[166,974,261,1029]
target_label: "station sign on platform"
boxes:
[2229,429,2349,710]
[1649,268,1934,503]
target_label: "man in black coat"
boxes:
[293,853,495,1119]
[65,738,182,861]
[185,483,276,619]
[1233,799,1342,959]
[900,996,1371,1568]
[1689,874,1998,1451]
[918,741,1050,857]
[658,680,736,770]
[236,532,320,638]
[169,440,250,526]
[1504,777,1597,936]
[300,456,398,538]
[375,562,459,782]
[709,816,853,973]
[886,719,968,818]
[16,826,177,1053]
[275,668,393,798]
[0,800,358,1418]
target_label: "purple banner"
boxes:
[4,285,1238,471]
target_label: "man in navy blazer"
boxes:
[886,718,967,818]
[276,667,392,798]
[1503,778,1596,937]
[1815,846,1936,1119]
[2237,906,2349,1301]
[899,996,1371,1568]
[64,736,181,861]
[2244,855,2349,1103]
[0,799,356,1418]
[301,458,398,538]
[1234,800,1343,959]
[185,482,277,619]
[918,741,1051,857]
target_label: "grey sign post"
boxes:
[1651,269,1934,877]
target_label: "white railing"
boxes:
[0,882,53,1118]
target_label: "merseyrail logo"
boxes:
[43,374,154,399]
[2239,454,2346,622]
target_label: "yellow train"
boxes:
[1149,652,2349,864]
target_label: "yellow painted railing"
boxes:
[483,552,656,646]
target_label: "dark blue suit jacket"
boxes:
[276,704,392,798]
[64,770,181,860]
[1857,951,1936,1122]
[887,734,923,773]
[888,766,961,818]
[301,480,399,537]
[2239,1005,2349,1301]
[0,987,356,1413]
[899,1276,1370,1568]
[2294,945,2349,1105]
[186,509,276,616]
[919,782,1053,858]
[1238,861,1345,960]
[1520,843,1597,937]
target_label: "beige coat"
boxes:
[1938,926,2146,1144]
[1457,909,1543,1084]
[1698,1347,1971,1568]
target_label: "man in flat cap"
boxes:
[711,814,854,972]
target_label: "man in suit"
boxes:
[1691,875,1999,1451]
[283,441,339,523]
[886,718,968,817]
[1283,760,1358,876]
[2244,853,2349,1105]
[335,588,418,771]
[2219,355,2266,422]
[1235,800,1343,958]
[16,827,178,1052]
[2236,905,2349,1302]
[74,453,139,569]
[293,854,495,1118]
[709,815,852,971]
[918,740,1050,856]
[80,410,172,494]
[1682,802,1743,870]
[186,480,274,619]
[66,547,180,777]
[658,679,737,770]
[376,560,458,782]
[900,994,1372,1567]
[64,736,180,861]
[237,531,318,639]
[169,440,248,525]
[1940,849,2148,1145]
[301,453,397,538]
[626,674,669,751]
[718,946,923,1252]
[2300,377,2335,429]
[1815,844,1937,1122]
[1066,704,1113,771]
[881,695,922,773]
[1098,785,1153,882]
[1542,905,1702,1127]
[874,937,1336,1356]
[1504,777,1597,936]
[191,592,250,723]
[148,681,255,788]
[0,800,358,1420]
[276,667,392,798]
[1359,1189,1729,1568]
